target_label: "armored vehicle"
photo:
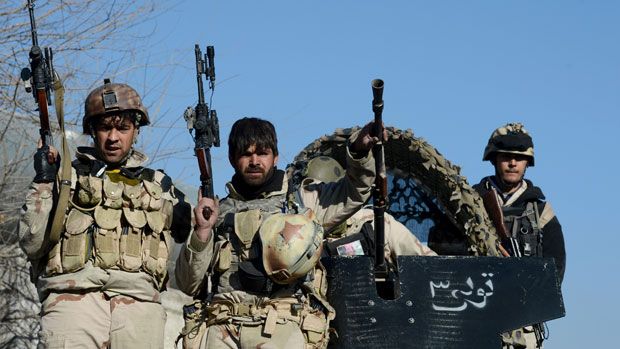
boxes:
[288,126,565,348]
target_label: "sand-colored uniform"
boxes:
[175,137,375,349]
[19,147,192,348]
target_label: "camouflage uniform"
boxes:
[475,123,566,349]
[19,147,191,348]
[19,80,192,348]
[175,132,375,349]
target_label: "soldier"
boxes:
[302,156,436,263]
[175,117,381,349]
[19,79,193,348]
[473,122,566,348]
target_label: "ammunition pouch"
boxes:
[179,299,209,349]
[502,202,543,257]
[45,167,175,289]
[213,241,232,273]
[204,296,333,348]
[59,209,93,273]
[234,210,262,245]
[180,264,335,349]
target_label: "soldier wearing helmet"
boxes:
[19,79,193,348]
[473,122,566,349]
[303,156,436,264]
[83,78,150,165]
[175,117,382,349]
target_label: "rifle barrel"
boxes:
[195,45,205,105]
[371,79,387,273]
[27,0,38,46]
[26,0,53,149]
[371,79,384,137]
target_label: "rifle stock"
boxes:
[480,188,512,257]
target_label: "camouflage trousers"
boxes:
[40,291,166,348]
[181,297,331,349]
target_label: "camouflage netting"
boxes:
[288,126,501,257]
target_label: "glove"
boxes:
[33,147,59,183]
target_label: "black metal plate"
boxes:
[324,256,565,349]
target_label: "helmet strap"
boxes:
[133,127,140,145]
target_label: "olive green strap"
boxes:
[48,71,72,244]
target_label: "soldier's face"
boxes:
[494,152,528,185]
[231,144,278,187]
[93,115,137,165]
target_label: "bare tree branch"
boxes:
[0,1,181,347]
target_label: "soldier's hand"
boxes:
[351,121,388,154]
[37,139,59,164]
[194,193,219,242]
[33,142,59,183]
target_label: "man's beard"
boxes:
[242,166,274,187]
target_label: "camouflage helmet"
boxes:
[483,122,535,166]
[260,210,324,285]
[82,78,149,134]
[304,156,345,183]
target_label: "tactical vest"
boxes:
[180,180,335,349]
[502,201,543,257]
[209,190,296,294]
[206,182,332,298]
[45,162,174,289]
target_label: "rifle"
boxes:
[370,79,390,281]
[184,44,220,216]
[21,0,55,164]
[20,0,70,248]
[480,188,514,257]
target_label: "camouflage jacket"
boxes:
[19,147,192,302]
[175,133,375,305]
[474,176,566,284]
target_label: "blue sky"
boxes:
[99,1,619,347]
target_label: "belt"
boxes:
[206,297,306,334]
